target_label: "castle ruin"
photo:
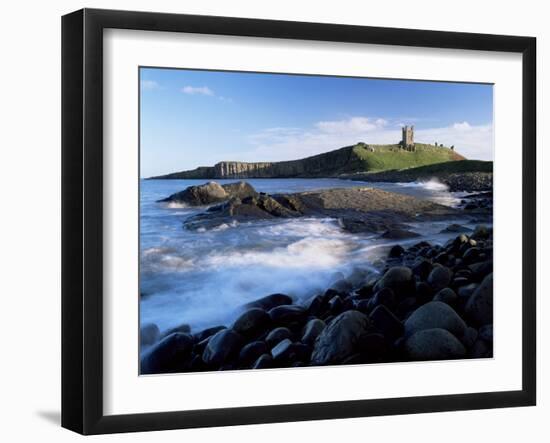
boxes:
[401,125,415,151]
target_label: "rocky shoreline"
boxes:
[140,225,493,374]
[160,181,468,233]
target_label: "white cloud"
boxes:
[452,121,472,130]
[181,85,214,96]
[316,117,388,134]
[237,117,493,163]
[141,80,159,90]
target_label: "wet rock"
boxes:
[270,339,293,361]
[265,327,292,348]
[472,225,490,240]
[268,304,307,324]
[369,305,404,340]
[328,295,344,314]
[232,308,271,337]
[141,332,194,374]
[415,281,434,305]
[159,181,228,205]
[468,261,493,281]
[311,310,370,365]
[140,323,160,347]
[381,229,420,239]
[460,327,478,349]
[427,266,453,292]
[252,353,273,369]
[301,319,326,345]
[441,224,472,233]
[470,338,493,358]
[404,301,467,338]
[388,244,405,258]
[370,287,397,310]
[405,328,466,360]
[412,258,433,280]
[465,273,493,326]
[194,325,226,343]
[331,279,353,293]
[304,294,326,316]
[162,323,191,338]
[373,266,414,297]
[433,287,458,305]
[238,341,268,367]
[245,293,293,311]
[356,333,389,362]
[462,247,481,264]
[478,324,493,342]
[202,329,243,366]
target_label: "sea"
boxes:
[140,178,477,336]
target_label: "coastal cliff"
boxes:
[149,143,465,179]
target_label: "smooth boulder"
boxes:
[202,329,243,366]
[465,273,493,326]
[373,266,414,296]
[140,323,160,347]
[140,332,194,374]
[427,266,453,292]
[405,328,466,360]
[404,301,466,338]
[245,293,293,311]
[311,310,370,365]
[301,318,326,345]
[232,308,270,337]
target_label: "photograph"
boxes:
[138,68,494,375]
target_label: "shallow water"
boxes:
[140,178,475,335]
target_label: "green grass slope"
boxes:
[342,143,466,173]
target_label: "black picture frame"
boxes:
[62,8,537,435]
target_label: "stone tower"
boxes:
[402,125,414,149]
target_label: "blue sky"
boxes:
[140,67,493,177]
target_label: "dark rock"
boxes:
[304,294,326,316]
[270,339,293,361]
[162,323,191,338]
[355,299,371,314]
[470,338,493,358]
[194,325,226,343]
[396,296,418,319]
[140,323,160,347]
[370,287,397,310]
[356,333,389,362]
[458,283,478,299]
[441,224,472,233]
[381,229,420,239]
[369,305,404,340]
[331,279,353,293]
[265,327,292,348]
[245,293,293,311]
[301,319,326,345]
[405,328,467,360]
[311,310,370,365]
[468,261,493,281]
[415,281,434,305]
[433,287,458,305]
[232,308,271,337]
[140,332,194,374]
[465,273,493,326]
[269,305,307,324]
[412,258,433,280]
[373,266,414,297]
[478,324,493,342]
[427,266,453,292]
[460,327,478,349]
[404,301,467,338]
[462,247,481,264]
[252,353,273,369]
[472,225,490,240]
[388,244,405,258]
[328,295,344,314]
[159,181,228,205]
[202,329,243,366]
[238,341,268,367]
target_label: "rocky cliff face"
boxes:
[151,146,355,179]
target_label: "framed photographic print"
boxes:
[61,8,536,434]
